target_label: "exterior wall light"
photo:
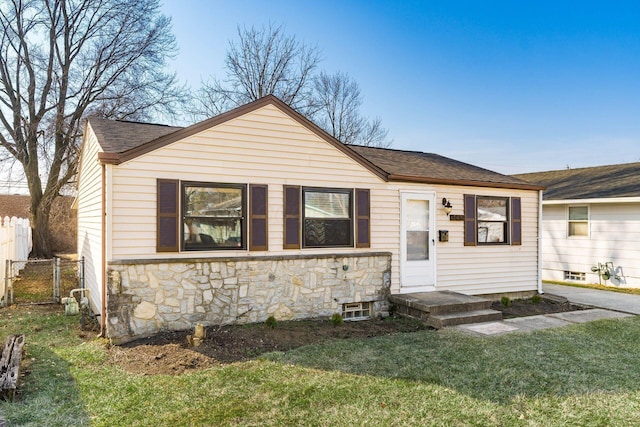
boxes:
[442,198,453,215]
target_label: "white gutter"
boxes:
[537,190,544,294]
[543,196,640,205]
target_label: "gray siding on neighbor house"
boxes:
[541,202,640,287]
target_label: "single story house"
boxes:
[516,163,640,288]
[76,95,544,343]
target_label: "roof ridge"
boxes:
[347,144,438,157]
[516,161,640,176]
[89,116,183,128]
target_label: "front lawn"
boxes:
[1,305,640,426]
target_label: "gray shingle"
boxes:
[514,163,640,200]
[88,117,183,154]
[350,145,533,187]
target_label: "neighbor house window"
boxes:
[303,187,353,247]
[476,196,509,244]
[564,271,586,281]
[568,206,588,237]
[182,182,246,250]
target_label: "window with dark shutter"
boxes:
[463,194,477,246]
[477,196,509,244]
[355,189,370,248]
[157,179,179,252]
[511,197,522,245]
[283,185,301,249]
[182,182,246,250]
[249,184,268,251]
[303,187,353,247]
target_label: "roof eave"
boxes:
[387,173,546,190]
[544,196,640,204]
[98,152,121,164]
[103,95,390,181]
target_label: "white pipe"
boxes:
[537,190,544,294]
[68,288,89,304]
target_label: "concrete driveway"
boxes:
[543,283,640,315]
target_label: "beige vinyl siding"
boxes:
[76,124,103,314]
[541,202,640,287]
[109,105,381,258]
[108,104,539,295]
[426,186,539,295]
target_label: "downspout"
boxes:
[100,163,107,336]
[537,190,544,294]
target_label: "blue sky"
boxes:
[161,1,640,174]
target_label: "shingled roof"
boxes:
[88,117,183,153]
[86,95,541,191]
[0,194,30,218]
[514,163,640,200]
[349,145,536,189]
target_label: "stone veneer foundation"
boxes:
[106,252,392,343]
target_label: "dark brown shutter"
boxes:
[283,185,301,249]
[157,179,179,252]
[249,184,268,251]
[355,189,371,248]
[511,197,522,246]
[463,194,477,246]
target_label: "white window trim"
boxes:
[566,205,590,239]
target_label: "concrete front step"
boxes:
[389,291,493,315]
[427,309,503,329]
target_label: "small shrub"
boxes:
[531,294,542,304]
[265,316,278,329]
[501,296,511,307]
[330,313,344,326]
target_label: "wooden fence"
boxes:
[0,217,32,306]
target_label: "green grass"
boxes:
[2,306,640,426]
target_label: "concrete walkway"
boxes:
[456,284,638,336]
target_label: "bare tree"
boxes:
[193,24,390,148]
[193,23,321,117]
[313,71,390,147]
[0,0,186,257]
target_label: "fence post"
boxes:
[2,259,8,307]
[8,260,13,305]
[53,257,61,303]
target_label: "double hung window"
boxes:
[476,197,509,244]
[303,188,353,247]
[182,183,246,250]
[568,206,588,237]
[463,194,521,246]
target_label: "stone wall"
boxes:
[106,252,392,343]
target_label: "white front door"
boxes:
[400,192,436,293]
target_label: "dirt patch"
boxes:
[109,296,588,376]
[109,317,427,375]
[491,297,586,319]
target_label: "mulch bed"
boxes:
[107,296,587,375]
[492,297,587,319]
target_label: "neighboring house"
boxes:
[0,194,76,254]
[76,95,543,343]
[516,163,640,288]
[0,194,31,219]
